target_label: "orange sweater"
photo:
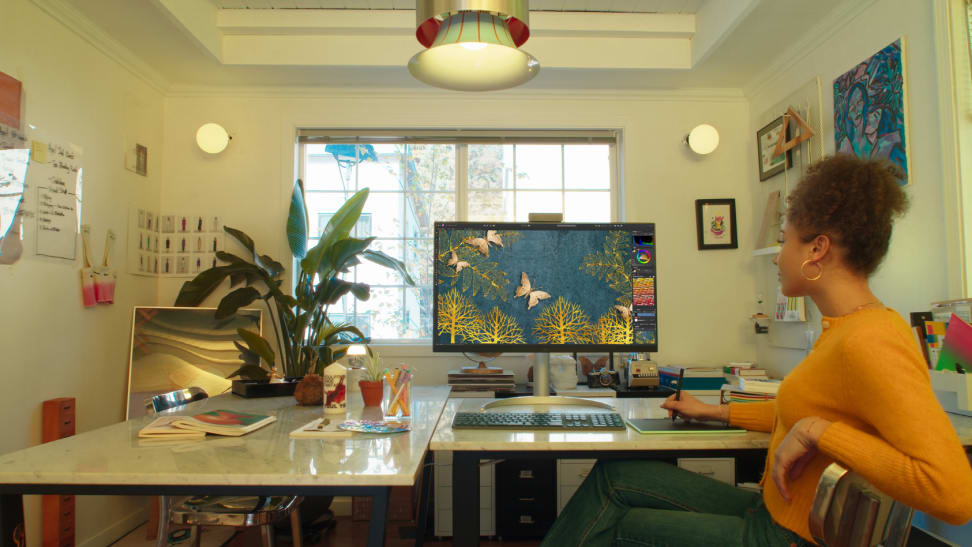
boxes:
[729,307,972,543]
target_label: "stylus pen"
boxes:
[672,368,685,422]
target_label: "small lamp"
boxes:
[684,124,720,155]
[196,123,231,154]
[346,344,368,394]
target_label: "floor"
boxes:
[114,517,543,547]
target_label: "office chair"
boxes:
[809,462,914,547]
[146,388,303,547]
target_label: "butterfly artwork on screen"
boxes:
[515,272,551,310]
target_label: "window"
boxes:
[298,132,617,341]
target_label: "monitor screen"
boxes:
[433,222,657,353]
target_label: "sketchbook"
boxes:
[625,418,745,435]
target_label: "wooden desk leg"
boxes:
[0,494,26,547]
[453,452,480,547]
[414,453,434,547]
[367,487,391,547]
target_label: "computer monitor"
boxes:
[433,222,657,401]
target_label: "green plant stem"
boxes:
[263,295,286,376]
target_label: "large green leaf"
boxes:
[225,364,270,381]
[175,266,235,306]
[324,237,375,276]
[301,188,369,275]
[224,227,281,277]
[237,328,275,366]
[362,249,415,286]
[216,287,262,319]
[287,179,309,259]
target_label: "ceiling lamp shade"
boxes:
[409,0,539,92]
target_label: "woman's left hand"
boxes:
[771,416,832,503]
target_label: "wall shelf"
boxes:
[752,246,781,257]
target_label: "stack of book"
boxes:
[721,363,779,403]
[447,370,515,396]
[658,366,725,397]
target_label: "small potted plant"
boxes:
[359,349,384,407]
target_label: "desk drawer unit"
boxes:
[433,450,496,537]
[677,457,735,485]
[496,459,556,538]
[557,459,596,514]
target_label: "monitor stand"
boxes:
[481,353,615,411]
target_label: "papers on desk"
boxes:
[289,418,353,439]
[138,410,276,439]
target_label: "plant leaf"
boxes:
[174,266,234,306]
[287,179,309,259]
[225,364,270,381]
[349,282,370,301]
[362,249,415,286]
[234,341,261,365]
[301,188,369,275]
[237,328,275,366]
[325,237,375,274]
[224,227,281,277]
[216,287,262,319]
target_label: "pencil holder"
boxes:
[384,377,411,420]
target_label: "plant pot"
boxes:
[232,379,298,398]
[359,380,383,407]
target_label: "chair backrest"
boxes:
[146,387,209,415]
[809,462,914,547]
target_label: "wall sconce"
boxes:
[196,123,231,154]
[408,0,539,91]
[684,124,720,155]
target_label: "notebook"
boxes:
[625,418,746,435]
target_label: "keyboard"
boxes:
[452,411,626,431]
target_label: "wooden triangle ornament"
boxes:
[773,107,815,157]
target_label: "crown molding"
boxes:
[29,0,171,94]
[742,0,880,100]
[163,84,746,102]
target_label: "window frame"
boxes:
[295,130,621,344]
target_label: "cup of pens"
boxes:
[383,365,412,420]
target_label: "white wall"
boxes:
[0,0,164,544]
[158,90,756,379]
[747,0,956,377]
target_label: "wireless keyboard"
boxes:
[452,411,626,431]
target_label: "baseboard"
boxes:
[332,496,351,517]
[82,506,148,547]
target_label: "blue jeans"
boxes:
[540,460,811,547]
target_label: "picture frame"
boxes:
[126,306,262,419]
[135,144,147,176]
[695,199,738,250]
[756,116,791,181]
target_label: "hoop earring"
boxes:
[801,259,823,281]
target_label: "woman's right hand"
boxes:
[660,392,723,422]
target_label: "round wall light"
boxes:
[685,124,720,155]
[196,123,231,154]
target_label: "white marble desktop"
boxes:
[0,385,450,488]
[431,397,972,453]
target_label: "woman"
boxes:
[541,155,972,546]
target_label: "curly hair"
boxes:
[786,154,909,276]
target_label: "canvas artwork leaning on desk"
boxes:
[542,155,972,547]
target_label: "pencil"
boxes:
[672,368,685,422]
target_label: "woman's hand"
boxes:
[771,416,832,503]
[660,392,724,422]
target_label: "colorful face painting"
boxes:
[833,39,909,185]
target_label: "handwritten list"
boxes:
[32,140,81,259]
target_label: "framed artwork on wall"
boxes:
[695,199,738,250]
[756,116,791,180]
[833,38,910,185]
[126,306,262,418]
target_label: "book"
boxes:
[139,409,276,439]
[625,418,745,435]
[736,378,781,394]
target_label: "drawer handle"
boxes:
[518,497,535,502]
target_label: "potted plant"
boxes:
[174,181,414,403]
[359,349,384,407]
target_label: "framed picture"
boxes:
[756,116,791,181]
[695,199,738,250]
[135,143,147,176]
[126,306,262,419]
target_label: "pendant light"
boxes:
[409,0,539,92]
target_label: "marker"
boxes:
[672,368,685,422]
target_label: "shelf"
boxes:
[752,246,781,257]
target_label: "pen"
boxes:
[672,368,685,422]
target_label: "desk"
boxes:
[0,385,450,547]
[432,398,972,547]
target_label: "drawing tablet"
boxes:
[626,419,746,434]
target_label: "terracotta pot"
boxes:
[359,380,383,407]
